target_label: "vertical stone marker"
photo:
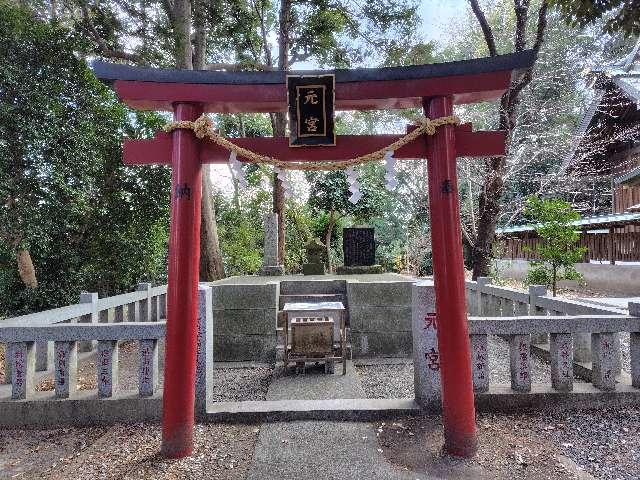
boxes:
[412,280,440,409]
[54,341,78,398]
[630,303,640,388]
[259,213,284,276]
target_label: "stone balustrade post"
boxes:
[54,341,78,398]
[96,340,119,397]
[79,291,98,352]
[630,303,640,388]
[412,281,440,409]
[151,294,159,322]
[159,293,167,319]
[127,301,138,322]
[476,277,491,316]
[8,342,35,400]
[592,332,617,390]
[549,333,573,392]
[137,283,152,322]
[470,334,489,392]
[195,284,214,418]
[1,343,11,384]
[509,334,531,392]
[35,340,53,372]
[138,339,159,397]
[528,285,548,345]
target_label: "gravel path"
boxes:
[29,339,275,402]
[357,336,553,398]
[539,407,640,480]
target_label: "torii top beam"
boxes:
[93,51,534,114]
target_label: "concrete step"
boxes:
[206,398,420,422]
[279,279,347,296]
[278,293,346,310]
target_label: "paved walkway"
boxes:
[246,362,427,480]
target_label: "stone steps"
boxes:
[279,279,347,296]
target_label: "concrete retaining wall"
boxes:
[497,259,640,296]
[211,282,278,362]
[347,281,414,357]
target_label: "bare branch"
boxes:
[513,0,530,52]
[510,1,548,100]
[79,2,142,62]
[468,0,498,56]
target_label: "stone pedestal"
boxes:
[259,213,284,276]
[302,263,325,275]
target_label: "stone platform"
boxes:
[207,273,417,361]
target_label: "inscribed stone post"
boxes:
[412,280,440,409]
[195,284,213,417]
[259,213,284,276]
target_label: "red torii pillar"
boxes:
[162,102,204,458]
[424,96,476,456]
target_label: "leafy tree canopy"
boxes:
[0,2,170,315]
[549,0,640,36]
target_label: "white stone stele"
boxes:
[259,212,284,275]
[411,280,440,409]
[195,284,213,416]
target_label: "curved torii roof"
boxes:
[93,51,535,113]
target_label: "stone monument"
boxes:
[337,226,384,274]
[258,212,284,276]
[302,238,326,275]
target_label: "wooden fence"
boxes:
[500,231,640,263]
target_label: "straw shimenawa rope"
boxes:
[163,114,460,171]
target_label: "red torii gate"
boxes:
[94,51,534,459]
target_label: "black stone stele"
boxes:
[343,227,376,267]
[287,75,335,147]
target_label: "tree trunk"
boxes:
[269,0,292,266]
[167,0,226,281]
[17,249,37,288]
[272,112,287,265]
[171,0,192,69]
[199,166,226,280]
[469,1,548,279]
[324,210,337,273]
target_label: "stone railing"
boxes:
[415,280,640,411]
[464,277,626,363]
[1,283,167,377]
[1,322,165,400]
[0,285,212,428]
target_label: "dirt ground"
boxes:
[378,414,593,480]
[0,422,260,480]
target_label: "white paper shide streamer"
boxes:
[346,166,362,204]
[228,151,247,189]
[274,167,292,198]
[384,150,397,191]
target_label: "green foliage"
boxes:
[0,3,170,316]
[523,196,587,296]
[549,0,640,37]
